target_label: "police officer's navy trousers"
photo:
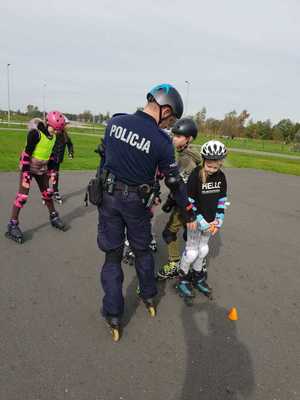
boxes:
[97,190,157,318]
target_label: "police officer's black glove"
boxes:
[162,194,176,213]
[94,139,105,158]
[180,203,197,223]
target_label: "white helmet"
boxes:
[201,140,227,160]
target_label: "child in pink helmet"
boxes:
[5,111,67,243]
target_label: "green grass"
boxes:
[193,135,300,156]
[61,134,100,170]
[0,131,100,171]
[68,126,104,134]
[0,123,27,129]
[226,152,300,175]
[0,114,29,123]
[1,130,300,175]
[0,125,105,134]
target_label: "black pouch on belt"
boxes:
[84,167,104,206]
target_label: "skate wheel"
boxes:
[157,274,168,281]
[184,297,194,307]
[206,293,213,301]
[5,232,24,244]
[111,328,120,342]
[148,306,156,317]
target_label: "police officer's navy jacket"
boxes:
[103,111,179,186]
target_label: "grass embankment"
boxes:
[1,130,300,175]
[225,152,300,175]
[193,135,300,156]
[0,130,100,171]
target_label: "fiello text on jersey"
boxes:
[109,124,151,154]
[202,181,221,191]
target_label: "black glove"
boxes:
[67,143,74,158]
[162,194,176,213]
[94,139,105,158]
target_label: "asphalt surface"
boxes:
[0,169,299,400]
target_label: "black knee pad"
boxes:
[162,227,177,244]
[105,246,124,263]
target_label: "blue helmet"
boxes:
[147,84,184,119]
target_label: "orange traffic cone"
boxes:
[228,307,239,321]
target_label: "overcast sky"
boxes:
[0,0,300,122]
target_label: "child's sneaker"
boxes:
[157,260,179,280]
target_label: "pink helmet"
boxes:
[46,111,66,132]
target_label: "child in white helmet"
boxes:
[176,140,228,301]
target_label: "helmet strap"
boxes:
[158,105,174,127]
[158,106,171,126]
[176,138,190,152]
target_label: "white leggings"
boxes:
[180,229,211,275]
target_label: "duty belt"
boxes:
[114,181,139,193]
[114,181,152,195]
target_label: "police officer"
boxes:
[97,83,197,341]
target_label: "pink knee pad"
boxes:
[41,188,54,201]
[14,193,28,208]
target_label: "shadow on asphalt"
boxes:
[62,187,86,203]
[122,213,169,327]
[23,192,95,241]
[122,264,168,328]
[204,231,223,273]
[180,301,255,399]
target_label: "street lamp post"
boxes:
[7,64,11,124]
[43,82,47,121]
[184,80,190,116]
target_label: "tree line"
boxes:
[1,105,300,146]
[194,107,300,144]
[0,105,110,125]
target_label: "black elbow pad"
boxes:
[165,172,182,192]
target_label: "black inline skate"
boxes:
[157,260,179,280]
[136,286,156,317]
[140,296,156,317]
[104,315,121,342]
[53,192,63,205]
[49,211,66,231]
[5,220,24,244]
